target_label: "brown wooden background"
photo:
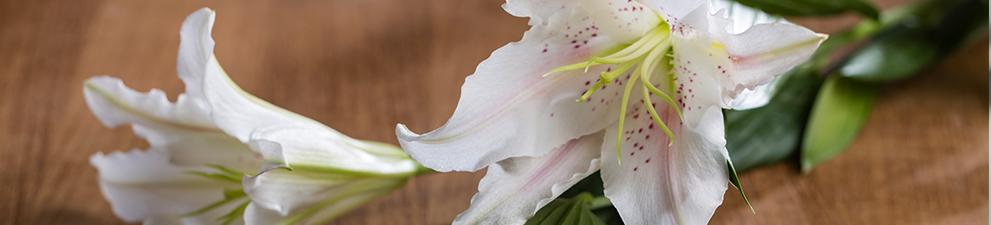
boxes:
[0,0,987,224]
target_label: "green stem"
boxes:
[413,163,435,176]
[587,196,613,210]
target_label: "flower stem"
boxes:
[587,196,613,210]
[413,163,435,176]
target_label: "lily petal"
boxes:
[247,126,418,176]
[502,0,568,23]
[672,3,825,107]
[641,0,704,23]
[243,204,283,225]
[706,0,785,110]
[453,133,602,225]
[397,4,626,172]
[243,189,393,225]
[91,149,241,225]
[577,0,661,43]
[176,8,328,142]
[83,76,213,132]
[83,77,260,172]
[200,68,417,175]
[242,169,405,224]
[708,0,782,34]
[600,105,729,225]
[600,44,729,224]
[722,77,778,110]
[199,57,330,142]
[177,8,216,101]
[175,8,414,176]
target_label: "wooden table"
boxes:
[0,0,986,224]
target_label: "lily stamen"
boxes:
[639,43,683,120]
[577,61,636,102]
[544,21,682,161]
[589,29,667,65]
[615,67,641,163]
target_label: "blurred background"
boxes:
[0,0,986,224]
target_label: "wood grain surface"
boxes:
[0,0,986,224]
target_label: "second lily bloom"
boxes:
[87,8,420,225]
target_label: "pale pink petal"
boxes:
[671,3,825,107]
[454,133,602,225]
[397,5,628,172]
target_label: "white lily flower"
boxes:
[396,0,825,224]
[87,8,419,225]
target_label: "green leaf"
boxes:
[801,76,878,172]
[724,65,824,171]
[839,28,937,82]
[732,0,879,19]
[841,0,989,82]
[726,160,754,214]
[559,172,604,197]
[526,193,607,225]
[549,174,624,225]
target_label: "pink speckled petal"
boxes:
[397,6,626,172]
[600,104,729,225]
[577,0,661,43]
[641,0,705,23]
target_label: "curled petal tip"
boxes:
[194,7,215,15]
[816,33,829,42]
[185,8,216,23]
[394,123,422,141]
